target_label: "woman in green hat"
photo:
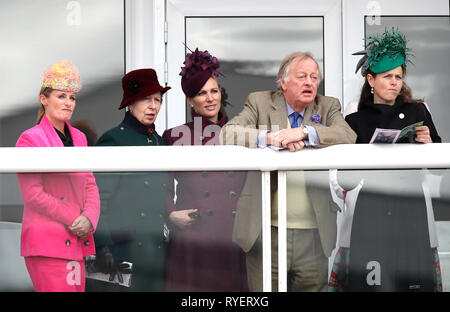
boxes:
[346,28,440,144]
[328,28,442,292]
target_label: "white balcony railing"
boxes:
[1,143,450,292]
[3,144,450,173]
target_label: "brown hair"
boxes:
[36,86,54,124]
[358,68,423,111]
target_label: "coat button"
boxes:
[120,126,124,131]
[231,210,237,216]
[144,181,149,186]
[84,240,90,246]
[201,172,208,178]
[229,191,237,197]
[387,211,392,216]
[60,197,66,201]
[138,242,143,247]
[227,171,234,178]
[204,191,210,198]
[140,212,146,217]
[207,209,214,216]
[65,240,71,246]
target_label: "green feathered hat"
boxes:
[353,27,413,76]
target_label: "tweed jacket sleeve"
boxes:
[220,91,274,148]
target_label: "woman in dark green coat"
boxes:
[89,69,171,291]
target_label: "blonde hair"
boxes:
[276,52,322,91]
[36,86,53,124]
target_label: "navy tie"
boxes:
[291,112,300,128]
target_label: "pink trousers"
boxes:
[25,256,85,292]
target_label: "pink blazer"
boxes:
[16,115,100,260]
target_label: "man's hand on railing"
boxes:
[267,128,306,152]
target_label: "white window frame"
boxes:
[125,0,167,132]
[164,0,342,130]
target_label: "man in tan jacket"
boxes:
[220,52,356,291]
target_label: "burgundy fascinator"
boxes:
[180,48,222,98]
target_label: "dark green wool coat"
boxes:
[89,112,168,292]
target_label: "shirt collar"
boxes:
[285,102,305,117]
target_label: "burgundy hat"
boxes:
[180,48,222,98]
[119,68,171,110]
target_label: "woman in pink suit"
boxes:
[15,60,100,292]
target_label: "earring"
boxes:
[370,87,374,94]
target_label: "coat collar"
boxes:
[39,114,81,147]
[360,96,405,114]
[190,109,226,128]
[269,92,288,129]
[122,111,156,136]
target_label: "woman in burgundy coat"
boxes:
[162,49,248,291]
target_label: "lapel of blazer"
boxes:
[269,92,288,130]
[302,95,320,127]
[67,123,84,147]
[40,114,85,147]
[299,96,321,195]
[40,115,64,147]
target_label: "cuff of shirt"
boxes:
[303,126,319,147]
[257,130,270,148]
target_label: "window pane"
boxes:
[330,168,450,292]
[185,17,324,122]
